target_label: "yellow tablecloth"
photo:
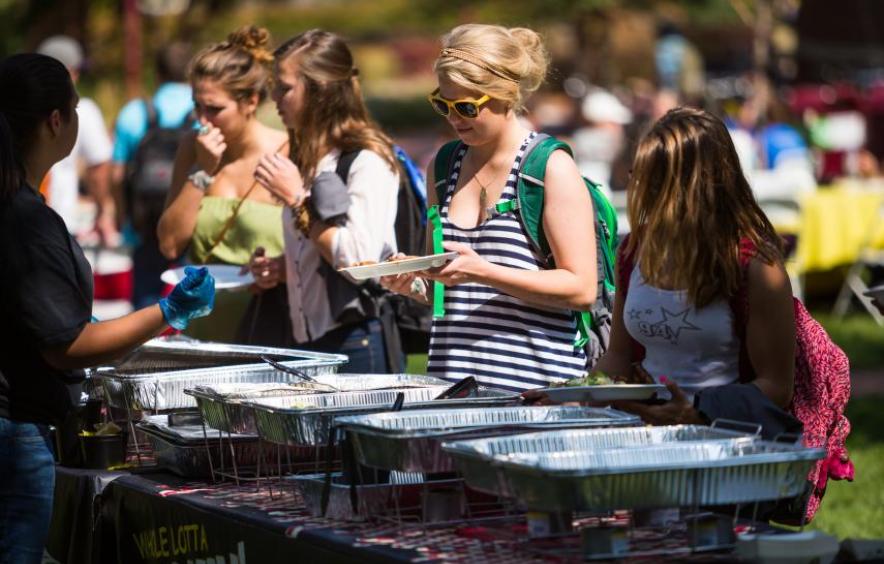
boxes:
[794,183,884,273]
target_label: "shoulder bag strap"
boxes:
[427,140,462,319]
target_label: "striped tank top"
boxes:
[427,133,588,392]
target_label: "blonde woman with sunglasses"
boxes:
[382,24,598,392]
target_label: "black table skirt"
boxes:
[48,465,788,564]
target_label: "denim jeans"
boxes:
[302,318,391,373]
[0,417,56,564]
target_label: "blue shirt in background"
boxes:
[112,82,194,164]
[757,123,809,169]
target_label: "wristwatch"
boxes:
[188,170,214,191]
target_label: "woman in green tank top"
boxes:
[157,26,291,345]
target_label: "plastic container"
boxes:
[79,432,127,469]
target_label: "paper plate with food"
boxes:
[537,372,666,403]
[338,252,459,280]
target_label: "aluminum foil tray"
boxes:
[91,335,347,375]
[247,386,519,446]
[336,406,641,473]
[490,439,824,512]
[98,359,344,412]
[441,425,759,496]
[137,415,267,478]
[195,373,448,397]
[187,373,453,434]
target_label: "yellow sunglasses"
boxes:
[427,89,492,119]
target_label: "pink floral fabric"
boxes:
[732,240,854,524]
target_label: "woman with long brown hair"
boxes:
[546,107,798,434]
[247,29,400,372]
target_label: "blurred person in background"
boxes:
[572,87,632,195]
[158,26,291,345]
[112,42,194,309]
[0,53,214,564]
[36,35,117,244]
[382,24,599,391]
[655,21,705,104]
[246,29,401,372]
[805,99,868,182]
[726,78,816,205]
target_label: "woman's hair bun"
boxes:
[228,25,273,64]
[508,27,548,93]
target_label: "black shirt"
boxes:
[0,185,93,424]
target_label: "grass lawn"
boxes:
[806,396,884,539]
[406,353,428,374]
[815,312,884,372]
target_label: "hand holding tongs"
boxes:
[260,355,339,392]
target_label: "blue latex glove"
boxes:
[159,266,215,330]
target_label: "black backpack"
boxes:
[124,99,193,240]
[336,147,432,358]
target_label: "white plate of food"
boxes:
[536,372,665,403]
[338,252,459,280]
[538,384,666,403]
[863,284,884,302]
[160,265,254,291]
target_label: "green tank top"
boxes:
[190,196,284,265]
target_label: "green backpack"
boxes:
[429,133,619,363]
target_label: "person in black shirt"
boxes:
[0,53,216,564]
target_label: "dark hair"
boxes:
[0,53,75,198]
[274,29,396,180]
[156,41,192,83]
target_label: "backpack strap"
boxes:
[502,134,560,259]
[427,140,464,319]
[336,149,361,182]
[731,237,759,383]
[502,134,597,349]
[143,98,159,131]
[431,140,462,206]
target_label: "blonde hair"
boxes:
[189,25,274,103]
[434,24,548,111]
[274,29,396,181]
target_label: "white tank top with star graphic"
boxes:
[623,264,740,396]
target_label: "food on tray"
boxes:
[351,255,419,268]
[389,255,418,262]
[556,371,618,387]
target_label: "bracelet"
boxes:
[291,201,313,237]
[188,170,214,191]
[410,277,430,304]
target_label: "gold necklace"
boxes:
[473,163,507,223]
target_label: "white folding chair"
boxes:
[752,161,817,301]
[757,197,804,301]
[833,200,884,325]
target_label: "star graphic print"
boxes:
[637,307,701,344]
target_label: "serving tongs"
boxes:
[261,355,339,392]
[434,376,478,400]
